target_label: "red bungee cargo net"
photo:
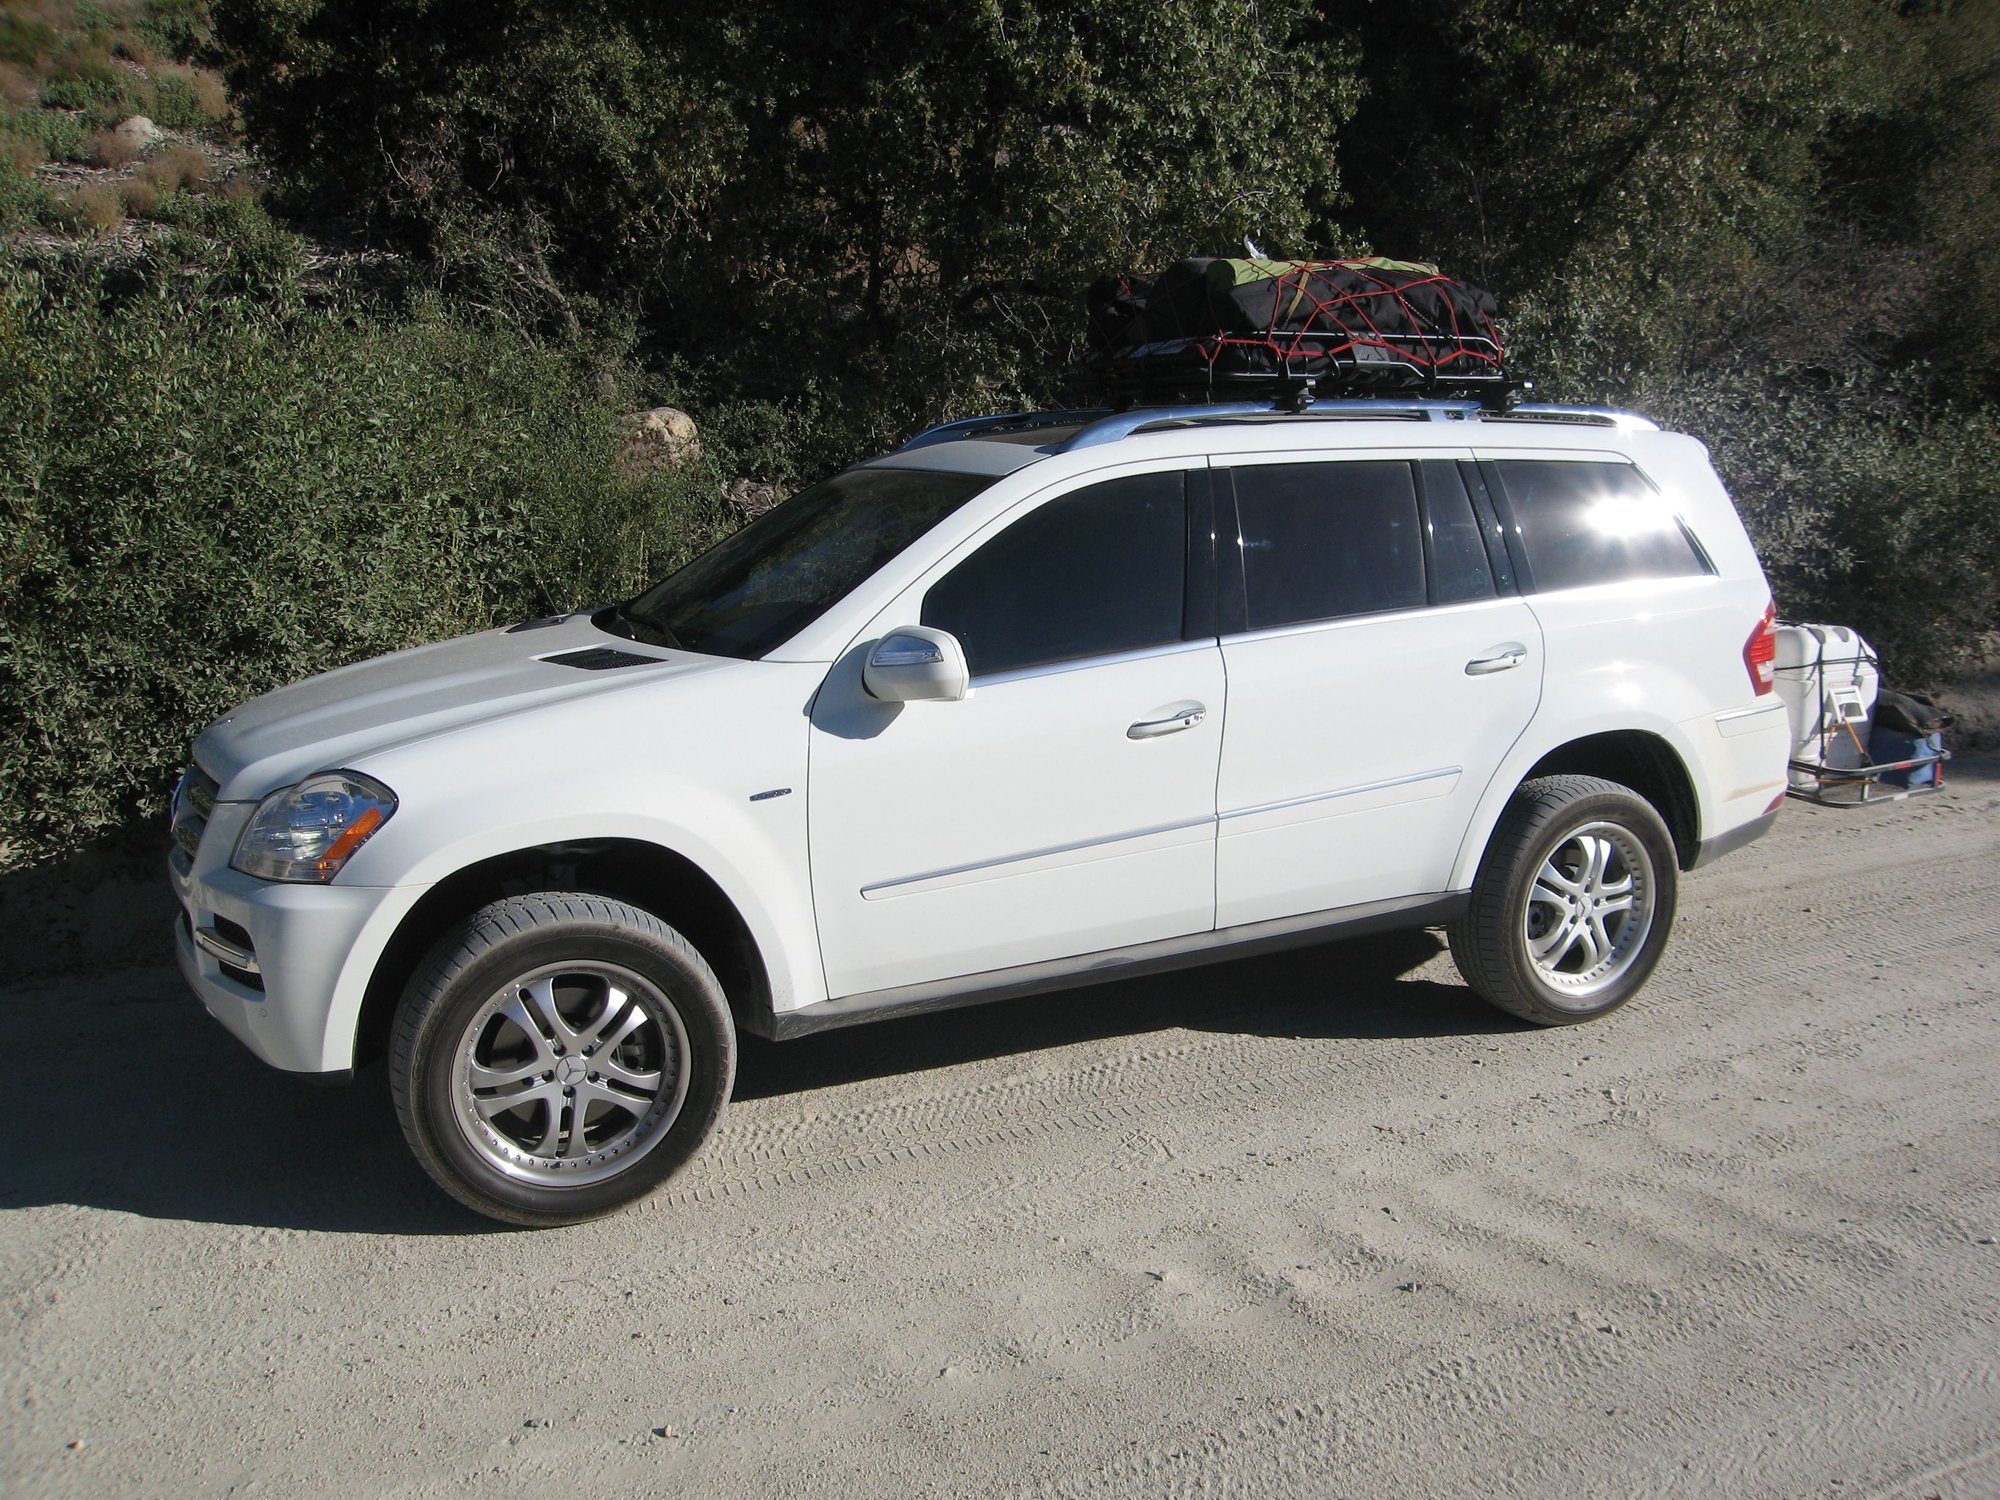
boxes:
[1085,257,1506,404]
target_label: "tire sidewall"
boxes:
[1497,787,1678,1019]
[402,910,734,1224]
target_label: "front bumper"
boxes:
[170,800,409,1076]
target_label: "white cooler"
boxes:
[1773,623,1880,786]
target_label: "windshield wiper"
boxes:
[608,602,683,650]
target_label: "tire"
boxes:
[1447,775,1678,1027]
[390,892,735,1226]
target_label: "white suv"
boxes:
[168,399,1793,1224]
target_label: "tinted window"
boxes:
[625,466,993,658]
[923,472,1187,677]
[1233,461,1426,631]
[1495,460,1709,592]
[1420,461,1496,604]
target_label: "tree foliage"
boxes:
[1338,0,2000,398]
[0,256,731,861]
[214,0,1359,443]
[6,0,2000,864]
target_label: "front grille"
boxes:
[170,765,220,863]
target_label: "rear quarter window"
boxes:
[1491,459,1710,593]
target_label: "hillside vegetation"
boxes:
[3,0,1998,863]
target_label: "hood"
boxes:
[194,613,728,802]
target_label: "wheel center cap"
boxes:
[557,1056,588,1085]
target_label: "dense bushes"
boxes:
[1647,366,2000,678]
[211,0,1358,448]
[4,0,1998,870]
[0,258,731,861]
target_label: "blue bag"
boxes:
[1868,726,1943,788]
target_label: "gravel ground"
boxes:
[4,754,1997,1498]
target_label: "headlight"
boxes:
[232,771,398,883]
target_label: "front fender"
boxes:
[312,660,828,1062]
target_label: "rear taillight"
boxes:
[1744,600,1778,695]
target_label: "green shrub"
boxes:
[5,100,90,162]
[72,3,128,41]
[136,0,212,61]
[38,50,130,116]
[0,151,51,230]
[0,13,56,68]
[151,191,303,284]
[148,69,203,128]
[1640,364,2000,684]
[0,260,730,863]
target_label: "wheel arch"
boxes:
[353,838,775,1070]
[1515,731,1699,868]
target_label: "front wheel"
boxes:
[390,893,735,1225]
[1448,775,1678,1026]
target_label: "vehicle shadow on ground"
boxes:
[0,931,1511,1235]
[734,928,1515,1102]
[0,965,480,1236]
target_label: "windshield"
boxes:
[618,466,995,659]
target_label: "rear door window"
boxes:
[1231,461,1427,631]
[1490,459,1710,593]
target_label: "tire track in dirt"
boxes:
[708,836,1999,1171]
[666,861,1998,1210]
[1017,1227,1999,1499]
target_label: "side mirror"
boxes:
[862,626,970,703]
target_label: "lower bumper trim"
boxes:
[1690,808,1780,869]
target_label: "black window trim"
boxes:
[1413,459,1503,607]
[1184,467,1220,644]
[1455,460,1521,596]
[1214,466,1249,637]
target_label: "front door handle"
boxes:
[1465,647,1527,676]
[1128,705,1207,739]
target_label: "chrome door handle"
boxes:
[1128,707,1207,739]
[1465,648,1527,676]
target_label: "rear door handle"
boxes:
[1465,647,1527,676]
[1128,705,1207,739]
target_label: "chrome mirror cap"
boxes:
[863,627,971,703]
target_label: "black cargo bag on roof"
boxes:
[1085,257,1506,404]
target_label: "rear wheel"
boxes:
[390,893,734,1225]
[1448,775,1677,1026]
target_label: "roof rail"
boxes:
[1490,403,1658,431]
[1054,398,1486,451]
[899,409,1110,452]
[901,398,1660,456]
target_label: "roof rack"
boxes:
[898,398,1658,456]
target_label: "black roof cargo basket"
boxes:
[1085,257,1509,407]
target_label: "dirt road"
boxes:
[5,757,1997,1498]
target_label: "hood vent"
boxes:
[541,647,665,671]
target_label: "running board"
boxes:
[755,892,1468,1040]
